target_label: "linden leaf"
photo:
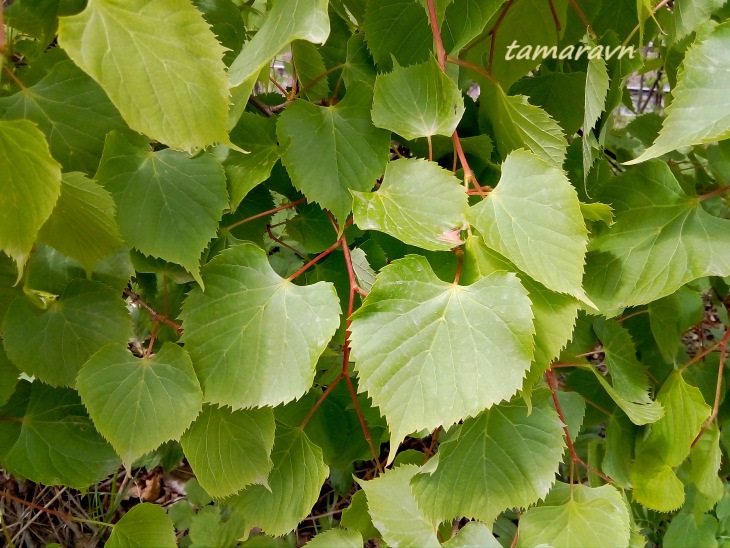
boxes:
[37,173,123,274]
[371,57,465,140]
[584,161,730,312]
[352,158,468,251]
[517,483,631,548]
[3,280,131,388]
[76,343,203,464]
[180,243,341,408]
[350,255,534,456]
[229,425,329,537]
[627,22,730,164]
[0,119,61,275]
[95,131,228,285]
[412,395,565,525]
[277,83,390,226]
[58,0,229,152]
[0,381,120,488]
[469,149,590,303]
[358,465,440,548]
[180,404,275,498]
[106,503,176,548]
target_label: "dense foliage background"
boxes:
[1,0,730,546]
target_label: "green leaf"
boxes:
[442,522,501,548]
[0,345,19,407]
[626,22,730,164]
[350,255,535,455]
[371,57,465,140]
[352,158,468,251]
[0,119,61,275]
[76,343,203,464]
[224,113,281,211]
[3,280,131,387]
[364,0,432,71]
[292,40,330,101]
[482,0,567,89]
[584,161,730,312]
[0,381,120,488]
[468,149,590,303]
[583,51,610,178]
[180,243,341,408]
[480,83,569,167]
[664,510,719,548]
[106,503,176,548]
[180,404,275,498]
[229,425,329,537]
[688,425,724,512]
[58,0,229,152]
[358,465,440,548]
[188,505,247,548]
[0,58,126,173]
[37,173,123,274]
[412,395,565,525]
[304,528,363,548]
[510,72,586,138]
[462,236,580,391]
[671,0,728,43]
[228,0,329,94]
[440,0,504,54]
[277,83,390,225]
[343,33,377,89]
[517,483,631,548]
[593,318,663,425]
[193,0,247,66]
[602,413,635,488]
[350,248,376,293]
[631,371,711,511]
[95,131,228,285]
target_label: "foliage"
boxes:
[1,0,730,546]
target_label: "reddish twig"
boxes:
[226,198,306,231]
[266,225,308,259]
[700,185,730,202]
[488,0,516,72]
[567,0,595,38]
[546,369,616,484]
[124,288,183,334]
[453,248,464,285]
[0,490,111,528]
[287,239,342,281]
[691,329,730,448]
[446,55,498,85]
[426,0,447,69]
[423,2,485,194]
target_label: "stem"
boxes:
[547,0,562,34]
[488,0,515,72]
[0,490,112,528]
[446,55,498,85]
[300,375,344,428]
[691,330,730,448]
[679,331,729,372]
[452,131,486,192]
[248,95,274,117]
[299,63,346,98]
[623,0,671,47]
[124,288,182,334]
[267,225,308,259]
[699,185,730,202]
[226,197,306,231]
[616,309,649,323]
[546,369,616,485]
[427,135,433,162]
[567,0,595,38]
[3,67,26,91]
[426,0,447,69]
[269,75,287,96]
[287,239,342,281]
[453,248,464,285]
